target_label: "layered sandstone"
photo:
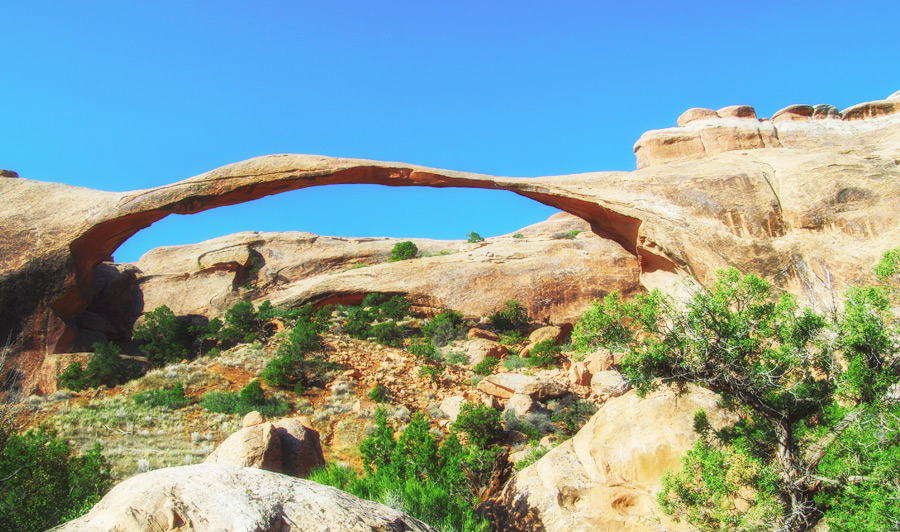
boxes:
[2,91,899,391]
[129,213,641,325]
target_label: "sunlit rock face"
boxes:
[2,91,899,391]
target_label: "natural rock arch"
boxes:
[3,93,899,390]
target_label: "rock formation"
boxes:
[2,91,899,391]
[203,415,326,478]
[50,464,437,532]
[129,213,640,326]
[484,386,735,532]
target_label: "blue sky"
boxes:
[2,1,897,262]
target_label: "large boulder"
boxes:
[204,417,324,478]
[485,386,734,532]
[477,373,568,401]
[51,464,437,532]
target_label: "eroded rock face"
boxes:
[52,464,437,532]
[130,213,641,326]
[484,386,734,532]
[2,92,899,391]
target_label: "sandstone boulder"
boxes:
[53,464,436,532]
[439,395,467,423]
[583,349,622,374]
[468,327,500,341]
[477,373,568,401]
[503,393,547,417]
[812,104,841,119]
[485,386,734,532]
[567,361,591,386]
[204,417,324,478]
[842,99,900,121]
[464,338,508,366]
[771,104,814,122]
[676,107,718,126]
[242,410,265,427]
[590,370,629,399]
[716,105,756,119]
[0,170,17,178]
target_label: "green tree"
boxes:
[466,232,484,243]
[132,305,193,364]
[390,241,418,262]
[578,266,900,532]
[58,342,144,391]
[488,300,529,332]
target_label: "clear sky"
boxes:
[2,1,897,262]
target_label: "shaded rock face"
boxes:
[2,92,899,391]
[130,213,641,326]
[203,417,325,478]
[484,387,734,532]
[51,464,437,532]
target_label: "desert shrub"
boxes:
[551,399,597,435]
[370,320,404,347]
[422,310,465,347]
[503,410,555,440]
[512,233,524,239]
[217,300,266,345]
[390,241,418,262]
[418,365,442,381]
[409,340,441,362]
[502,354,527,370]
[452,403,503,448]
[132,305,195,363]
[489,300,529,332]
[132,382,189,409]
[550,230,581,239]
[526,339,561,367]
[378,295,412,321]
[466,231,484,243]
[472,356,499,376]
[239,379,266,406]
[368,384,390,403]
[58,342,144,391]
[514,445,551,471]
[262,320,336,389]
[0,428,112,532]
[312,410,490,532]
[445,351,468,365]
[200,388,289,418]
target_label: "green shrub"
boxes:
[466,231,484,243]
[239,379,266,406]
[472,356,499,376]
[489,300,529,332]
[378,295,412,321]
[418,365,442,381]
[526,339,561,367]
[200,390,290,417]
[502,354,527,370]
[409,340,441,362]
[132,305,194,364]
[390,241,418,262]
[0,428,112,532]
[313,410,490,532]
[445,351,468,365]
[368,384,389,403]
[369,320,404,347]
[550,230,581,239]
[451,403,503,449]
[514,446,551,471]
[422,310,465,347]
[551,399,597,435]
[58,342,144,391]
[262,320,336,389]
[133,382,190,409]
[512,233,524,239]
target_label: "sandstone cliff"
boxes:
[1,90,898,390]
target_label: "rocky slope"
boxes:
[2,90,899,391]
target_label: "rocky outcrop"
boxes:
[204,416,325,478]
[131,213,640,326]
[2,91,899,391]
[484,387,734,532]
[51,464,437,532]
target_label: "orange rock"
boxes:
[716,105,757,119]
[676,107,719,127]
[467,327,499,341]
